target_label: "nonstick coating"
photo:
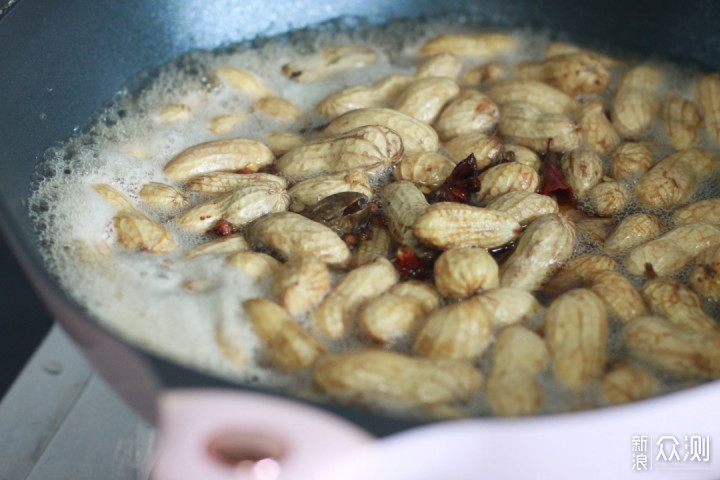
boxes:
[1,0,719,436]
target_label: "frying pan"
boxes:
[1,0,720,478]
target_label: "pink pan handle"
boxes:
[150,390,374,480]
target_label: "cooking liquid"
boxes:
[28,17,720,418]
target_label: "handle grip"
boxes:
[150,390,374,480]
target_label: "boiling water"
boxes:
[28,17,720,418]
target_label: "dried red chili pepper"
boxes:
[342,233,358,246]
[393,246,433,280]
[540,149,575,207]
[257,164,279,175]
[430,153,481,204]
[213,219,233,236]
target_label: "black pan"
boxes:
[1,0,720,441]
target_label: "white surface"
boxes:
[0,325,154,480]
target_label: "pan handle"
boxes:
[149,390,374,480]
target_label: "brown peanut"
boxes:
[227,251,281,280]
[164,138,274,182]
[663,96,701,150]
[353,219,392,268]
[156,104,190,123]
[282,45,378,82]
[413,296,493,360]
[358,293,426,344]
[413,202,521,250]
[393,76,460,123]
[576,217,614,242]
[434,247,499,298]
[587,181,629,217]
[545,289,609,389]
[689,245,720,301]
[499,102,581,152]
[278,125,403,180]
[694,73,720,143]
[459,62,505,86]
[416,52,463,79]
[588,270,646,322]
[389,281,442,315]
[184,234,250,258]
[516,53,611,95]
[113,211,175,254]
[392,152,456,190]
[560,149,604,197]
[544,253,618,294]
[176,182,289,233]
[625,223,720,276]
[434,90,500,140]
[249,212,352,267]
[443,131,503,166]
[474,288,541,327]
[254,96,302,121]
[381,181,430,250]
[578,100,621,154]
[604,213,664,253]
[493,325,549,375]
[475,162,540,203]
[321,107,438,153]
[486,191,559,226]
[635,149,718,209]
[314,350,482,409]
[500,214,577,292]
[213,67,272,97]
[270,256,331,316]
[288,170,373,212]
[612,65,662,138]
[264,131,305,156]
[641,277,718,333]
[185,172,287,195]
[503,144,542,170]
[419,32,517,56]
[485,326,548,416]
[488,79,579,114]
[92,183,137,212]
[609,142,656,179]
[139,182,189,209]
[601,366,658,405]
[624,316,720,378]
[243,298,326,370]
[545,42,623,67]
[316,74,414,117]
[673,198,720,226]
[312,257,398,339]
[485,371,543,417]
[209,114,245,135]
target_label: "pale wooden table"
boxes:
[0,325,155,480]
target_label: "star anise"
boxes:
[430,153,481,204]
